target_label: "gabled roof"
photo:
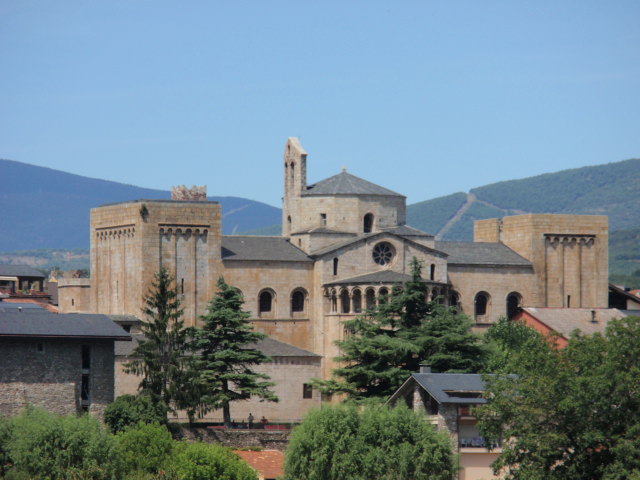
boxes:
[325,270,414,286]
[222,236,312,263]
[411,373,489,405]
[116,334,319,358]
[521,307,629,338]
[247,337,321,358]
[0,311,131,340]
[435,241,532,267]
[0,264,46,278]
[383,225,434,237]
[304,171,404,197]
[311,231,447,258]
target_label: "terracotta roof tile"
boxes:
[234,450,285,480]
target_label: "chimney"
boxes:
[591,310,597,323]
[419,365,432,374]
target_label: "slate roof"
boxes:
[383,225,434,237]
[411,373,489,405]
[222,236,312,262]
[116,334,319,358]
[325,270,414,286]
[247,337,321,358]
[0,264,46,278]
[304,171,404,197]
[522,307,630,338]
[0,311,131,340]
[435,241,532,267]
[0,301,45,311]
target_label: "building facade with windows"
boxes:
[59,138,610,393]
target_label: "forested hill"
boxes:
[0,159,281,251]
[407,158,640,241]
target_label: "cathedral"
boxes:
[59,137,609,381]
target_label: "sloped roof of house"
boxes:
[0,264,46,278]
[304,171,404,197]
[222,236,312,263]
[116,334,320,358]
[411,373,489,405]
[522,307,630,338]
[435,241,532,267]
[324,270,414,286]
[234,450,285,480]
[0,311,131,340]
[383,225,434,237]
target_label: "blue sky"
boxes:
[1,1,639,207]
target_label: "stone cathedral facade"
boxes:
[59,138,609,380]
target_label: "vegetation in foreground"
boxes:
[0,407,257,480]
[477,316,640,479]
[284,403,456,480]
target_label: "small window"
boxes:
[378,288,389,305]
[181,278,184,294]
[507,292,522,319]
[333,258,339,276]
[430,264,435,281]
[122,324,131,333]
[363,213,374,233]
[303,384,313,399]
[81,374,90,402]
[81,345,91,370]
[320,213,327,226]
[71,298,75,307]
[567,295,571,308]
[475,292,490,321]
[259,291,273,313]
[365,289,376,310]
[37,343,45,353]
[291,289,306,313]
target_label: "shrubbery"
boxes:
[0,407,257,480]
[104,394,168,434]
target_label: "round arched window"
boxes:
[372,242,395,266]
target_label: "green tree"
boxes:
[124,268,196,415]
[476,316,640,479]
[5,407,121,480]
[321,258,486,399]
[170,442,257,480]
[116,422,174,475]
[284,404,456,480]
[192,277,277,426]
[104,394,168,434]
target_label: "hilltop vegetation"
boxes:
[407,158,640,240]
[0,158,281,251]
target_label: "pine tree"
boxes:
[193,277,277,426]
[124,268,195,414]
[325,257,486,399]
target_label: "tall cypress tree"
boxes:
[124,268,195,414]
[193,277,277,426]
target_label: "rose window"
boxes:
[372,242,395,266]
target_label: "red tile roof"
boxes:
[234,450,285,480]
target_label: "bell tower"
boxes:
[282,137,307,237]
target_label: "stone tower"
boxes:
[90,199,223,326]
[282,137,308,238]
[474,214,608,308]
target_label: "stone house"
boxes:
[58,137,610,388]
[388,369,505,480]
[0,308,130,418]
[0,264,49,302]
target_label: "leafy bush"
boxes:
[170,442,257,480]
[116,423,173,474]
[285,404,455,480]
[6,407,121,479]
[104,394,168,434]
[0,415,13,476]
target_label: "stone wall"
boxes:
[183,428,291,451]
[57,278,91,312]
[0,339,115,418]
